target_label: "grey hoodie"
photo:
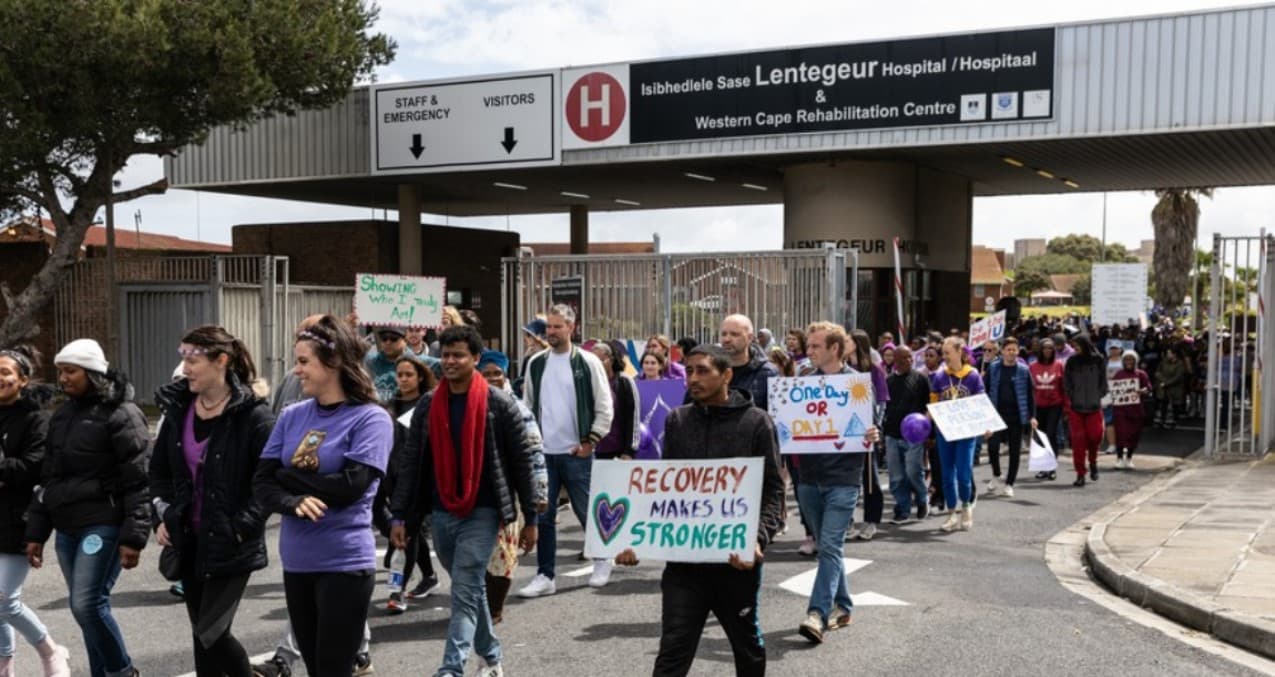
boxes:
[663,389,785,549]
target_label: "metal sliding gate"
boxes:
[1204,231,1274,457]
[501,248,856,366]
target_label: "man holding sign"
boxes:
[614,346,784,677]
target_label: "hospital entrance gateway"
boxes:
[166,6,1275,336]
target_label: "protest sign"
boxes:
[969,310,1007,346]
[1110,378,1141,406]
[768,373,875,454]
[926,394,1007,441]
[584,457,763,563]
[636,380,686,458]
[354,273,445,328]
[1091,263,1149,327]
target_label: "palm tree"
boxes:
[1151,188,1213,315]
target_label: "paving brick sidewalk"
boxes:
[1086,454,1275,659]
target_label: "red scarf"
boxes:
[428,371,489,517]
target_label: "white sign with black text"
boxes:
[372,72,558,173]
[1091,263,1149,327]
[927,394,1007,441]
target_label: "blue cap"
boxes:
[478,349,509,373]
[522,319,547,339]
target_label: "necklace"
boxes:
[197,389,232,412]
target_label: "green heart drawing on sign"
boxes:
[592,493,630,546]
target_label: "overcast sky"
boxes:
[108,0,1274,255]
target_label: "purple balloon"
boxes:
[901,413,931,444]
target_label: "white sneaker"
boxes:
[845,525,862,541]
[517,573,556,598]
[858,523,877,541]
[588,559,613,588]
[797,536,816,556]
[1126,458,1136,470]
[986,478,999,494]
[1001,485,1015,498]
[1115,458,1126,470]
[476,662,504,677]
[940,509,962,532]
[1103,445,1117,455]
[960,503,974,531]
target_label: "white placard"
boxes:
[969,310,1007,346]
[768,374,876,454]
[353,273,445,328]
[926,394,1007,441]
[1109,377,1141,406]
[583,458,763,564]
[372,72,558,173]
[1091,264,1149,327]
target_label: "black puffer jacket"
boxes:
[150,378,273,579]
[0,395,48,554]
[391,386,538,525]
[25,373,151,551]
[730,348,779,411]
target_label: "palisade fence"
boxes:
[1204,232,1274,457]
[501,248,856,367]
[53,256,354,404]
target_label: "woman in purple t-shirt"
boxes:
[253,316,393,677]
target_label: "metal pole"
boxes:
[662,255,672,338]
[261,255,277,387]
[1100,192,1108,262]
[104,162,118,364]
[848,250,860,331]
[1205,233,1222,458]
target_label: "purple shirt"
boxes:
[182,405,209,530]
[261,401,393,573]
[929,365,986,401]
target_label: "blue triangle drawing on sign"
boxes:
[777,422,792,446]
[843,413,868,438]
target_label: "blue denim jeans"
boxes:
[432,507,502,677]
[54,525,132,677]
[536,453,593,578]
[885,436,927,518]
[795,483,859,622]
[937,434,976,509]
[0,553,49,657]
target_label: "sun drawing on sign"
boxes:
[849,380,872,404]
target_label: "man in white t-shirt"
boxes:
[517,304,614,597]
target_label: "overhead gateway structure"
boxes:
[166,5,1275,335]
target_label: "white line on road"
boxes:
[778,558,909,606]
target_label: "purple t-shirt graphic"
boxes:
[261,400,393,573]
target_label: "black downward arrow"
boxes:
[409,133,425,159]
[501,127,518,154]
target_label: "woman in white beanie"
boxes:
[24,338,149,677]
[1111,350,1152,470]
[0,345,71,676]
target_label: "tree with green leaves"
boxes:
[1151,188,1213,314]
[0,0,396,345]
[1045,233,1139,264]
[1013,269,1052,297]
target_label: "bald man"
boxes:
[719,314,778,409]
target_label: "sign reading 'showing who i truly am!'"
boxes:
[371,72,558,173]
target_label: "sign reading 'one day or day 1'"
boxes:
[927,394,1007,441]
[353,273,445,328]
[768,373,876,454]
[372,73,558,174]
[584,458,763,564]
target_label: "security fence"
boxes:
[1204,231,1273,457]
[501,248,856,366]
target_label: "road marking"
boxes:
[174,652,275,677]
[778,558,909,606]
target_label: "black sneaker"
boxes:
[916,503,929,520]
[1090,465,1099,482]
[252,655,292,677]
[407,575,440,599]
[353,652,374,676]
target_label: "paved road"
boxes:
[15,428,1260,677]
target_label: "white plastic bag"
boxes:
[1028,429,1058,473]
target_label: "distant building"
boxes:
[970,245,1011,314]
[1014,238,1048,264]
[1135,239,1155,263]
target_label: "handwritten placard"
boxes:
[1092,263,1148,327]
[1110,378,1141,406]
[927,394,1008,441]
[584,458,763,564]
[768,373,875,454]
[353,273,445,328]
[969,310,1007,347]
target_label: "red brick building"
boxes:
[969,245,1012,315]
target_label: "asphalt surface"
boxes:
[13,424,1261,677]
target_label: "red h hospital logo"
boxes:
[565,72,626,142]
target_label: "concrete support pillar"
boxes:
[397,184,423,275]
[570,205,589,255]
